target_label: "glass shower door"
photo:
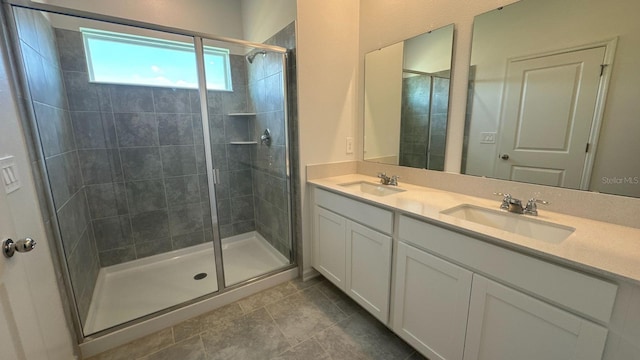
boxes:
[200,38,293,287]
[7,1,295,340]
[9,6,220,336]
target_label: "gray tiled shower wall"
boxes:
[429,76,450,170]
[246,22,296,259]
[13,8,99,325]
[55,28,263,267]
[399,74,449,171]
[13,9,296,324]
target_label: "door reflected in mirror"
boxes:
[463,0,640,198]
[364,24,454,171]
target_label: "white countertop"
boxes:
[309,174,640,284]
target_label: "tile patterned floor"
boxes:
[86,277,426,360]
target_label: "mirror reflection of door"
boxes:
[494,46,608,189]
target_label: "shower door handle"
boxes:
[212,168,221,185]
[3,238,36,258]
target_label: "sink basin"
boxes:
[339,181,406,197]
[440,204,575,243]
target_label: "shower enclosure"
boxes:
[2,0,296,340]
[399,70,450,171]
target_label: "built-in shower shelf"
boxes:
[229,141,257,145]
[228,112,256,116]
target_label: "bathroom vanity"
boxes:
[309,174,640,360]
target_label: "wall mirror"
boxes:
[364,24,454,171]
[463,0,640,198]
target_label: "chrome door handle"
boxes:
[500,154,510,160]
[3,238,36,258]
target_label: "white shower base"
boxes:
[84,231,289,334]
[222,231,290,286]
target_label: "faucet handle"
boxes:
[377,172,390,185]
[524,196,549,216]
[528,192,550,206]
[529,198,549,205]
[494,192,511,210]
[390,175,400,186]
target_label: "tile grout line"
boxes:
[107,279,347,360]
[239,280,299,315]
[244,281,302,349]
[132,332,190,360]
[264,303,298,355]
[402,351,419,360]
[308,332,333,360]
[286,280,346,347]
[111,86,136,266]
[196,334,208,360]
[313,280,354,319]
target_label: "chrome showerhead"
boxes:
[246,50,266,64]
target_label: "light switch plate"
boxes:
[0,156,20,194]
[346,137,354,154]
[480,132,496,144]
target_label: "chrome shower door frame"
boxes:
[1,0,296,344]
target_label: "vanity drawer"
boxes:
[399,215,618,324]
[315,188,393,234]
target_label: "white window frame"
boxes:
[81,28,233,91]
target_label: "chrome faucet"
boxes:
[495,192,549,216]
[523,197,550,216]
[377,173,399,186]
[496,193,524,214]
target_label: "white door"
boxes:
[313,206,347,290]
[0,185,50,360]
[463,274,608,360]
[392,242,472,360]
[0,35,74,358]
[495,47,606,189]
[345,220,392,323]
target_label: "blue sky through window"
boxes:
[82,29,232,90]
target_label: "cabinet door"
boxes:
[464,275,608,360]
[393,242,472,360]
[345,221,392,323]
[313,206,347,290]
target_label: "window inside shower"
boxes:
[10,5,295,337]
[81,28,233,90]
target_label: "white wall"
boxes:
[403,26,454,74]
[41,0,244,38]
[241,0,296,43]
[465,0,640,197]
[296,0,359,276]
[363,42,403,163]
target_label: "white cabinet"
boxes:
[399,215,618,325]
[393,237,610,360]
[310,187,617,360]
[393,242,472,360]
[397,215,616,360]
[312,189,394,323]
[313,206,347,289]
[464,275,608,360]
[346,221,392,323]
